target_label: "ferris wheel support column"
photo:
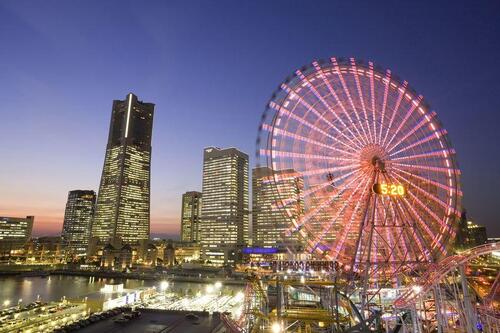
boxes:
[433,285,445,333]
[410,304,422,333]
[459,264,478,333]
[352,170,378,318]
[361,191,378,317]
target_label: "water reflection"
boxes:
[0,275,241,306]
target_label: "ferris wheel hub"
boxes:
[359,144,388,173]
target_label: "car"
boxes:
[185,313,199,320]
[123,313,134,320]
[113,317,129,324]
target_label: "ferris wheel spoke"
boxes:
[401,184,449,230]
[384,96,422,150]
[281,82,365,151]
[389,130,446,157]
[377,69,391,144]
[396,194,447,256]
[391,166,460,195]
[382,171,436,260]
[381,81,408,146]
[292,164,361,179]
[330,174,373,261]
[331,57,371,145]
[387,111,436,154]
[350,58,374,143]
[293,170,367,228]
[260,149,357,164]
[269,101,359,154]
[294,68,366,150]
[308,171,371,255]
[391,148,455,163]
[388,196,433,262]
[312,61,368,148]
[261,124,358,158]
[392,162,459,176]
[368,62,379,145]
[277,167,362,208]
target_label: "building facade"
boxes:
[92,93,155,245]
[455,210,488,250]
[252,167,304,250]
[61,190,96,257]
[200,147,249,265]
[181,191,202,243]
[0,216,34,255]
[25,236,63,263]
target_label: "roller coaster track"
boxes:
[394,242,499,309]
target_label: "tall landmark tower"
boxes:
[92,93,154,244]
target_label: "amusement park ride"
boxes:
[222,57,500,333]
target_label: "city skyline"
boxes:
[1,1,500,238]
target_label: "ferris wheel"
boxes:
[257,57,462,284]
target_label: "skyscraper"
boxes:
[252,167,304,249]
[181,191,202,243]
[92,93,154,244]
[0,216,34,254]
[200,147,249,265]
[61,190,96,257]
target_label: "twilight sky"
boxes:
[1,1,499,238]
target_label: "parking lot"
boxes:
[75,309,223,333]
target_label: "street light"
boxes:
[412,285,422,294]
[271,322,283,333]
[3,300,10,307]
[160,280,169,291]
[214,281,222,289]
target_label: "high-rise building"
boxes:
[200,147,249,265]
[181,191,202,243]
[252,167,304,249]
[0,216,34,254]
[92,93,154,244]
[61,190,96,257]
[454,210,488,250]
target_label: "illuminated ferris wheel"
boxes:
[257,57,462,283]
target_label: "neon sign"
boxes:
[372,183,405,196]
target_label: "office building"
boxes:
[181,191,202,243]
[455,210,488,250]
[200,147,249,265]
[61,190,96,257]
[0,216,34,254]
[92,93,155,244]
[252,167,304,250]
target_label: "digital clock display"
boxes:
[372,183,405,196]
